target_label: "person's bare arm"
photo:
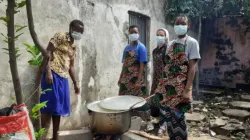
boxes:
[38,43,54,84]
[182,59,197,101]
[185,59,197,89]
[137,62,145,82]
[69,58,80,94]
[118,64,125,86]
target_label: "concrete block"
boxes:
[58,127,93,140]
[130,116,143,131]
[121,132,148,140]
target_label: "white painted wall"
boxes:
[0,0,189,134]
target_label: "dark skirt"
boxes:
[40,71,70,117]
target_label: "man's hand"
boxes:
[74,84,80,95]
[46,71,53,84]
[181,88,192,102]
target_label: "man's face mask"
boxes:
[71,31,82,40]
[174,25,188,36]
[128,33,139,42]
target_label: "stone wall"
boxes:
[0,0,175,131]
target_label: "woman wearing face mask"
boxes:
[118,25,153,131]
[152,15,201,139]
[40,20,84,140]
[150,28,169,118]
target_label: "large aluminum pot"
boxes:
[87,100,131,134]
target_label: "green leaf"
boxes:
[32,101,47,113]
[35,128,46,139]
[15,33,23,40]
[11,96,16,101]
[0,16,9,23]
[2,48,9,51]
[15,25,27,33]
[0,33,8,40]
[16,0,26,8]
[40,88,52,94]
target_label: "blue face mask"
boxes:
[128,33,139,42]
[156,36,166,45]
[174,25,188,35]
[71,31,82,40]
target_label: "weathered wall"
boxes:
[0,0,173,132]
[200,17,250,88]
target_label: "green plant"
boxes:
[35,128,46,140]
[24,43,42,66]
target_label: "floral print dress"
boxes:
[119,45,150,121]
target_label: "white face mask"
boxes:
[71,31,82,40]
[174,25,188,35]
[156,36,166,45]
[128,33,139,42]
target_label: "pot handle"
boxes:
[129,94,156,110]
[88,109,92,115]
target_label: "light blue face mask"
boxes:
[128,33,139,42]
[71,31,82,40]
[174,25,188,35]
[156,36,166,45]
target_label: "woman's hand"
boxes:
[74,84,80,95]
[181,88,192,102]
[46,71,53,84]
[135,80,141,88]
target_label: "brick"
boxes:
[130,116,142,131]
[58,127,93,140]
[121,132,148,140]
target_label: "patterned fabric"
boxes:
[119,45,150,121]
[40,71,70,117]
[150,45,167,95]
[159,106,188,140]
[154,37,191,113]
[50,32,76,78]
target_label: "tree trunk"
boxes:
[196,16,202,98]
[7,0,23,105]
[26,0,47,131]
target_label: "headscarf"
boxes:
[157,28,169,44]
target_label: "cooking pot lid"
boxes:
[99,95,146,111]
[87,100,126,113]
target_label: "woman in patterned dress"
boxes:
[150,28,169,117]
[118,25,153,130]
[40,20,84,140]
[153,15,201,139]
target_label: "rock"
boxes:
[215,97,223,102]
[228,119,241,124]
[189,135,217,140]
[216,135,232,140]
[210,130,216,136]
[241,95,250,102]
[221,116,229,120]
[202,108,208,112]
[192,100,204,105]
[227,96,232,99]
[186,113,206,122]
[210,118,227,128]
[222,109,250,121]
[199,89,224,95]
[190,121,197,127]
[221,102,228,105]
[201,127,209,133]
[215,123,245,135]
[230,101,250,110]
[58,128,93,140]
[194,107,200,112]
